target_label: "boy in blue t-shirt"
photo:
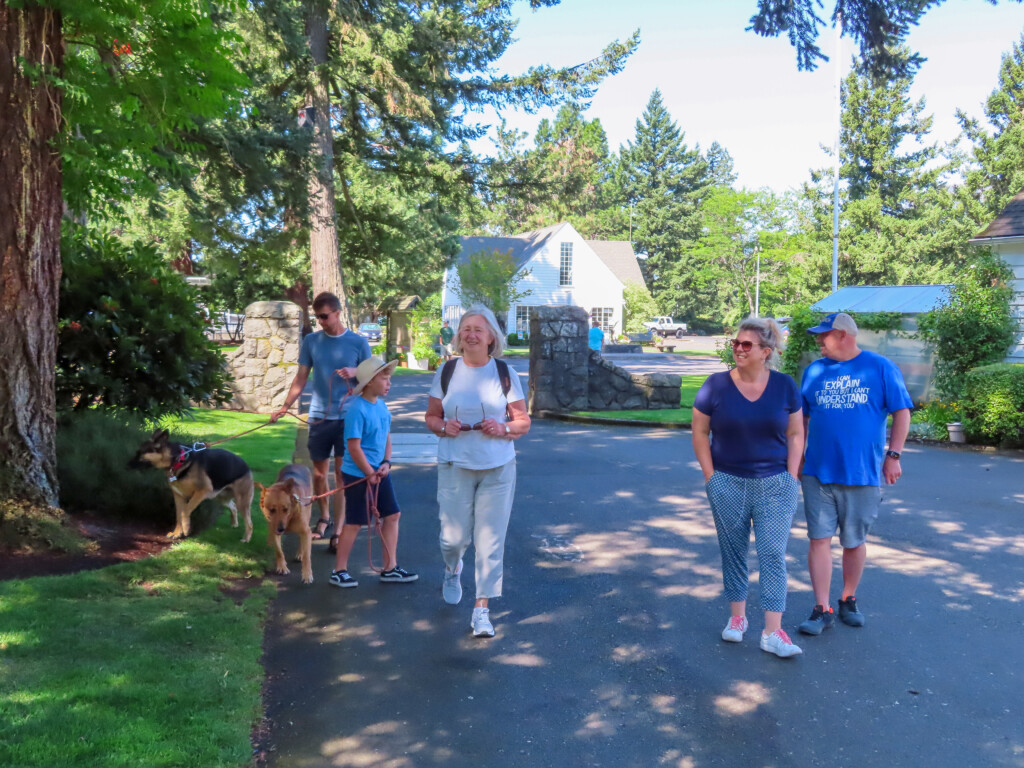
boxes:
[329,357,418,588]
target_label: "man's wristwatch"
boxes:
[504,423,511,435]
[885,449,901,460]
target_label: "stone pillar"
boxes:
[528,306,590,413]
[222,301,303,413]
[528,305,681,414]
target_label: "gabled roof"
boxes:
[458,222,568,271]
[811,285,951,314]
[971,189,1024,241]
[457,222,644,288]
[585,240,646,287]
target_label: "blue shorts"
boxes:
[341,471,400,526]
[802,475,882,548]
[307,419,345,463]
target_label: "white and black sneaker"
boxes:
[329,569,358,588]
[380,566,418,583]
[471,607,495,638]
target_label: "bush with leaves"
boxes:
[917,251,1016,399]
[779,304,822,378]
[960,363,1024,448]
[623,282,659,333]
[58,229,233,418]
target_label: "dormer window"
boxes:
[559,242,573,286]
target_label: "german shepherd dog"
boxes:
[256,464,314,584]
[128,429,254,542]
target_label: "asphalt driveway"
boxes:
[260,370,1024,768]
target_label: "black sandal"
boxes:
[311,518,333,540]
[328,534,339,554]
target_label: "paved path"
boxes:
[261,372,1024,768]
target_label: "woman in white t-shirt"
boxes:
[424,304,531,638]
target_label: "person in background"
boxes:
[423,304,531,638]
[692,316,804,659]
[797,312,912,635]
[588,319,604,352]
[271,292,371,553]
[439,320,455,361]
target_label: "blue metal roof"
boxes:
[811,285,952,314]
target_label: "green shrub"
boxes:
[917,251,1016,399]
[506,332,529,347]
[779,304,821,378]
[58,227,233,419]
[961,364,1024,447]
[915,399,962,440]
[57,410,173,523]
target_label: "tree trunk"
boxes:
[0,5,63,506]
[304,0,351,327]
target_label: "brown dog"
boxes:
[256,464,314,584]
[128,429,254,541]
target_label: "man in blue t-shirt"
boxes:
[588,320,604,352]
[271,292,371,549]
[798,312,913,636]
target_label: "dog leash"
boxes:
[194,373,354,449]
[297,469,392,574]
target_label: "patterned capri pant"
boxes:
[705,470,800,613]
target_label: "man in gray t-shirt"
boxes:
[271,292,370,548]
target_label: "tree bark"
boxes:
[0,4,63,506]
[304,0,351,327]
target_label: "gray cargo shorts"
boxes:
[801,475,882,548]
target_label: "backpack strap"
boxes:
[495,358,512,398]
[440,358,458,397]
[440,357,513,398]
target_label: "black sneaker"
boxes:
[329,569,358,588]
[798,604,836,635]
[380,566,419,584]
[838,596,865,627]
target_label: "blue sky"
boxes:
[474,0,1024,193]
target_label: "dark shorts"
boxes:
[307,419,345,463]
[341,471,400,526]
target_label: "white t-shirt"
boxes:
[428,358,526,470]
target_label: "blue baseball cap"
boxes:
[806,312,858,335]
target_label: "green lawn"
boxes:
[572,373,708,423]
[0,409,295,768]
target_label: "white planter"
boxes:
[946,422,965,443]
[407,352,430,371]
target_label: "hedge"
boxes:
[961,363,1024,448]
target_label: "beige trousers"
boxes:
[437,459,517,599]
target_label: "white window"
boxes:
[592,307,614,332]
[559,242,573,286]
[515,305,539,335]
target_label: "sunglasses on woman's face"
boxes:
[730,339,762,352]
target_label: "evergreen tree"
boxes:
[620,90,713,303]
[478,104,624,238]
[802,52,964,289]
[958,33,1024,223]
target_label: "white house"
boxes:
[441,221,645,337]
[969,190,1024,363]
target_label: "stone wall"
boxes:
[222,301,302,413]
[528,306,681,413]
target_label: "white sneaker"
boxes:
[760,629,803,658]
[443,560,463,605]
[721,615,748,643]
[471,607,495,638]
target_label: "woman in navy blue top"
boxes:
[692,317,804,658]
